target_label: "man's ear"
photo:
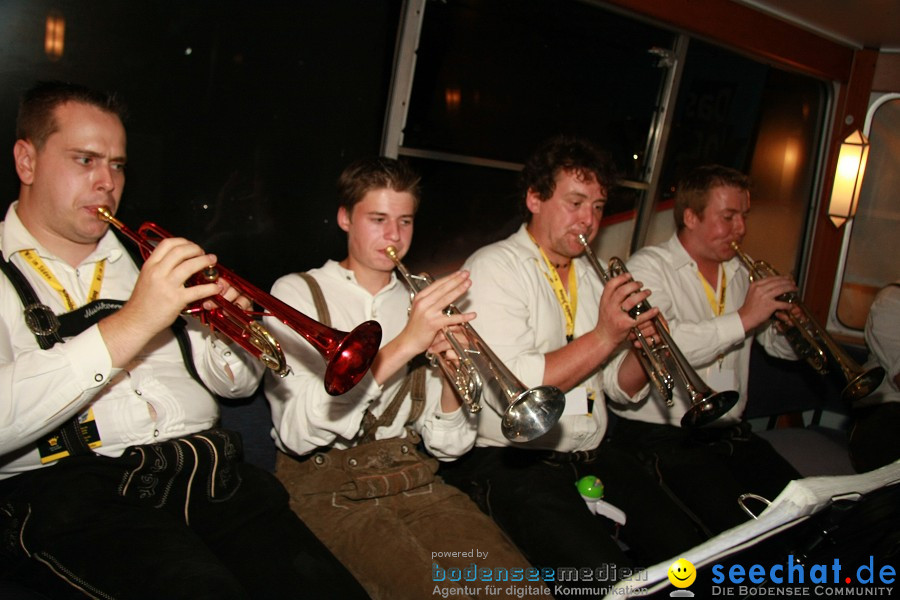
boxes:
[337,206,351,233]
[683,207,701,230]
[525,188,543,217]
[14,139,37,185]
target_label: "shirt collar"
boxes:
[321,258,401,295]
[510,222,606,286]
[666,230,741,278]
[2,201,126,265]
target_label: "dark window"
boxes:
[404,0,675,180]
[654,40,827,277]
[0,0,402,289]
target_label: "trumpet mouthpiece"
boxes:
[384,246,399,260]
[96,206,125,230]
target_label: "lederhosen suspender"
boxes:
[0,258,108,457]
[0,242,205,458]
[296,272,426,443]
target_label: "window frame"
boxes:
[827,92,900,337]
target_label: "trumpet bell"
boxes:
[98,207,382,395]
[681,389,739,428]
[730,242,886,406]
[323,320,384,396]
[502,385,567,442]
[384,245,564,442]
[843,365,886,404]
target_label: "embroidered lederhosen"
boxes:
[276,273,434,500]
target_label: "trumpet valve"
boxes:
[202,266,220,283]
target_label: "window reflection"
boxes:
[836,97,900,330]
[403,0,674,178]
[650,41,826,277]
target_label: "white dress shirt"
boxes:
[609,232,796,426]
[460,224,646,452]
[0,203,264,479]
[860,282,900,408]
[263,260,477,461]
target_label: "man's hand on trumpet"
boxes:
[99,237,222,369]
[738,274,797,333]
[593,270,660,350]
[630,312,669,350]
[403,270,475,355]
[426,324,471,412]
[369,270,475,386]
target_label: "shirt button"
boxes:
[224,351,232,357]
[153,429,160,438]
[134,389,142,396]
[94,373,104,382]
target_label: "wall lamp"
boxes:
[45,12,65,61]
[827,129,869,228]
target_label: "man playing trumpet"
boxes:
[439,136,704,593]
[0,81,363,598]
[608,164,801,534]
[264,157,543,599]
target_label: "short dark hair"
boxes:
[336,156,422,213]
[674,165,750,230]
[16,81,127,150]
[519,135,617,222]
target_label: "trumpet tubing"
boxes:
[578,235,738,428]
[97,207,382,396]
[730,242,885,403]
[384,246,565,442]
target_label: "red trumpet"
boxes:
[97,207,382,395]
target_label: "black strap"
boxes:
[0,240,211,458]
[0,256,91,457]
[0,258,63,349]
[109,226,209,392]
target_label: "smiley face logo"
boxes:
[667,558,696,588]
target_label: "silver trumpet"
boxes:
[730,242,885,403]
[578,234,739,428]
[385,246,566,442]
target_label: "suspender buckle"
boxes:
[23,302,61,336]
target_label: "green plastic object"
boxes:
[576,475,604,499]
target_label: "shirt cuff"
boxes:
[71,324,116,389]
[718,312,747,346]
[432,405,468,428]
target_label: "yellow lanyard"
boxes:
[19,249,105,311]
[528,232,578,339]
[698,265,727,316]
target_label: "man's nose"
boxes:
[578,203,598,229]
[94,164,116,192]
[734,214,747,237]
[385,220,401,240]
